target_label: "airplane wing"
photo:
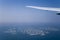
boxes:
[26,6,60,12]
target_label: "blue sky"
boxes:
[0,0,60,23]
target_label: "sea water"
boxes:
[0,23,60,40]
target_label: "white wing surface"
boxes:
[26,6,60,12]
